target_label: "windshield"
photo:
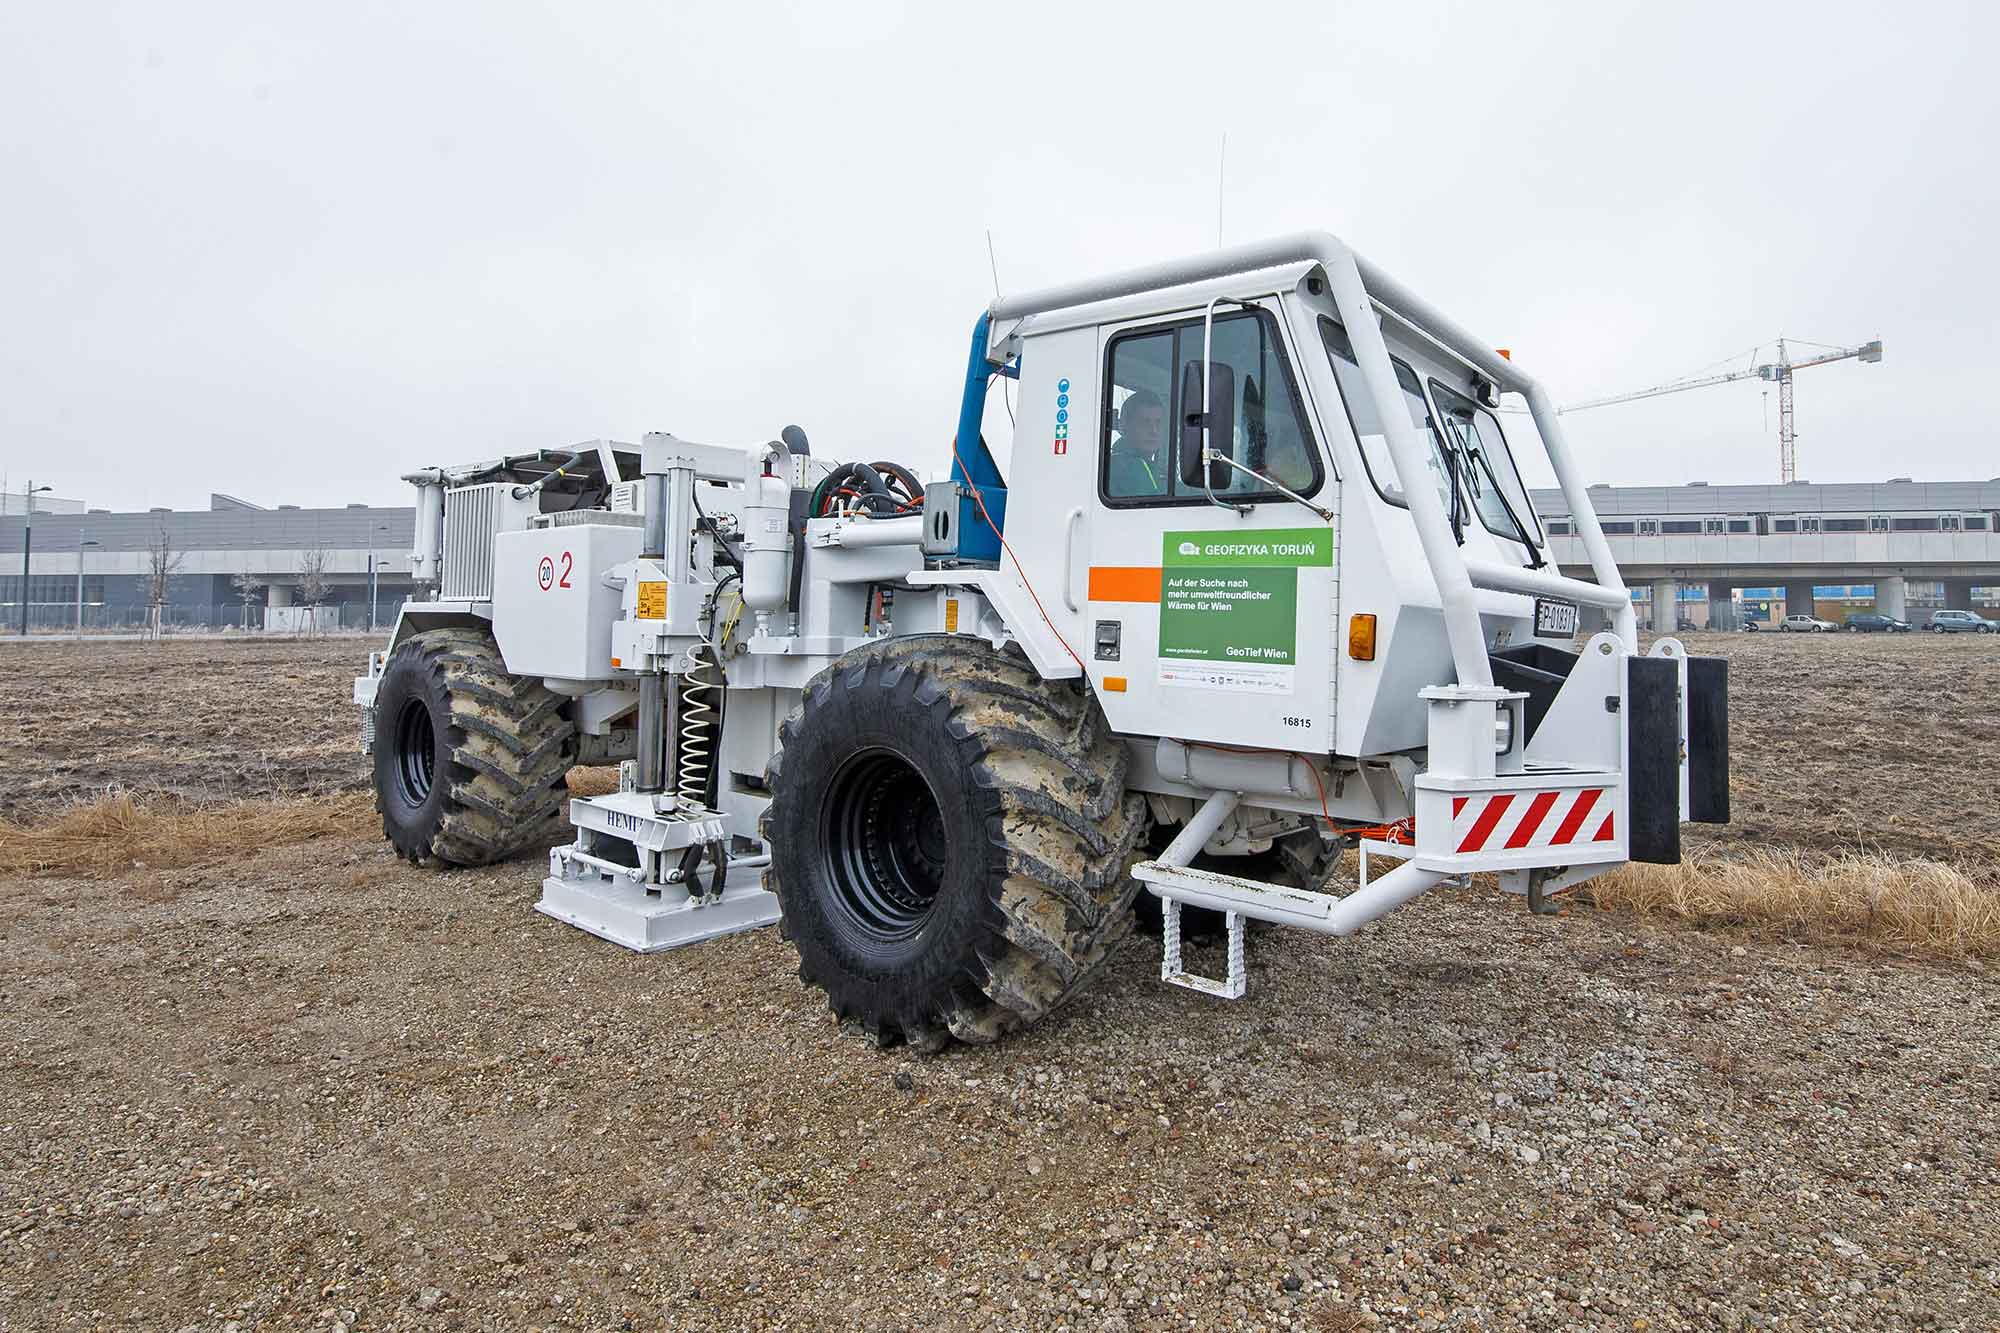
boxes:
[1428,380,1544,549]
[1318,318,1454,514]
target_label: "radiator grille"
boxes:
[443,484,507,600]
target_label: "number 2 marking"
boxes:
[537,552,574,592]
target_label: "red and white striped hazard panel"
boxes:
[1449,788,1616,854]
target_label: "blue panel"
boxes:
[950,314,1009,563]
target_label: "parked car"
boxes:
[1845,613,1914,633]
[1928,609,1997,634]
[1780,613,1839,633]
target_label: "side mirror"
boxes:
[1179,359,1236,492]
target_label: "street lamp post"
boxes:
[18,481,53,636]
[368,523,390,631]
[75,538,100,640]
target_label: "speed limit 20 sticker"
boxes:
[537,552,573,591]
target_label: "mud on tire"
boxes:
[761,636,1146,1049]
[372,627,576,866]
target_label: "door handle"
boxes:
[1063,507,1084,612]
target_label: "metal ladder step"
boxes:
[1156,893,1246,1000]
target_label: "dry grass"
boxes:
[0,767,619,878]
[1582,849,2000,959]
[0,791,371,877]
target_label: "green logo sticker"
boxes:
[1157,528,1332,683]
[1161,527,1332,569]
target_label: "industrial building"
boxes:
[6,478,1998,634]
[1534,479,2000,630]
[1,493,416,632]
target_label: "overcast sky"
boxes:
[4,1,1994,512]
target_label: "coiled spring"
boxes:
[675,649,722,813]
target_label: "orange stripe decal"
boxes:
[1088,566,1162,603]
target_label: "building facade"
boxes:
[1532,479,2000,629]
[1,494,416,632]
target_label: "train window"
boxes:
[1892,516,1940,532]
[1704,518,1726,535]
[1941,513,1961,532]
[1661,520,1702,534]
[1801,516,1821,533]
[1773,519,1798,533]
[1869,515,1890,532]
[1637,518,1660,536]
[1823,518,1867,532]
[1600,521,1635,534]
[1727,520,1752,533]
[1966,515,1990,531]
[1548,519,1571,535]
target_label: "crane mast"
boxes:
[1563,336,1882,482]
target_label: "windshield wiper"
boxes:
[1446,415,1545,568]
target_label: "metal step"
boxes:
[1132,858,1342,931]
[1155,893,1246,999]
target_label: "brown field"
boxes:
[0,638,370,819]
[1670,630,2000,873]
[1,632,1995,1330]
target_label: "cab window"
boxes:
[1101,309,1322,506]
[1428,379,1544,547]
[1317,318,1453,512]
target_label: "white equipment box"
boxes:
[491,524,644,683]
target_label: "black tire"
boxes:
[762,636,1146,1049]
[372,627,576,866]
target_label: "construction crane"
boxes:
[1562,337,1883,483]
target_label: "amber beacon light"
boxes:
[1347,613,1377,661]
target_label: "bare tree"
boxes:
[296,547,331,636]
[231,571,266,631]
[145,527,183,640]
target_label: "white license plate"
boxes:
[1534,598,1579,639]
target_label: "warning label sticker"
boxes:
[636,581,667,620]
[1156,528,1330,694]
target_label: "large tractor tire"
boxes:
[372,627,576,866]
[761,636,1146,1049]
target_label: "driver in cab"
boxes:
[1109,390,1168,497]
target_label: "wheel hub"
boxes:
[393,697,437,807]
[820,748,948,948]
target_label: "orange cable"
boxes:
[946,434,1088,675]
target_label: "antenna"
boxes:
[1216,133,1227,247]
[984,229,1015,427]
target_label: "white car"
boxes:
[1779,613,1838,633]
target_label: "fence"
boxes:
[0,599,406,636]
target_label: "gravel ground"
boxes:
[2,836,1995,1331]
[2,634,1997,1330]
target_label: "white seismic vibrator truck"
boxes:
[355,230,1728,1049]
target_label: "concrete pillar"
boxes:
[1875,574,1906,621]
[1650,578,1678,633]
[267,582,294,608]
[1945,580,1975,611]
[1785,581,1818,619]
[1706,580,1735,630]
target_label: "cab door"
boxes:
[1082,301,1338,752]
